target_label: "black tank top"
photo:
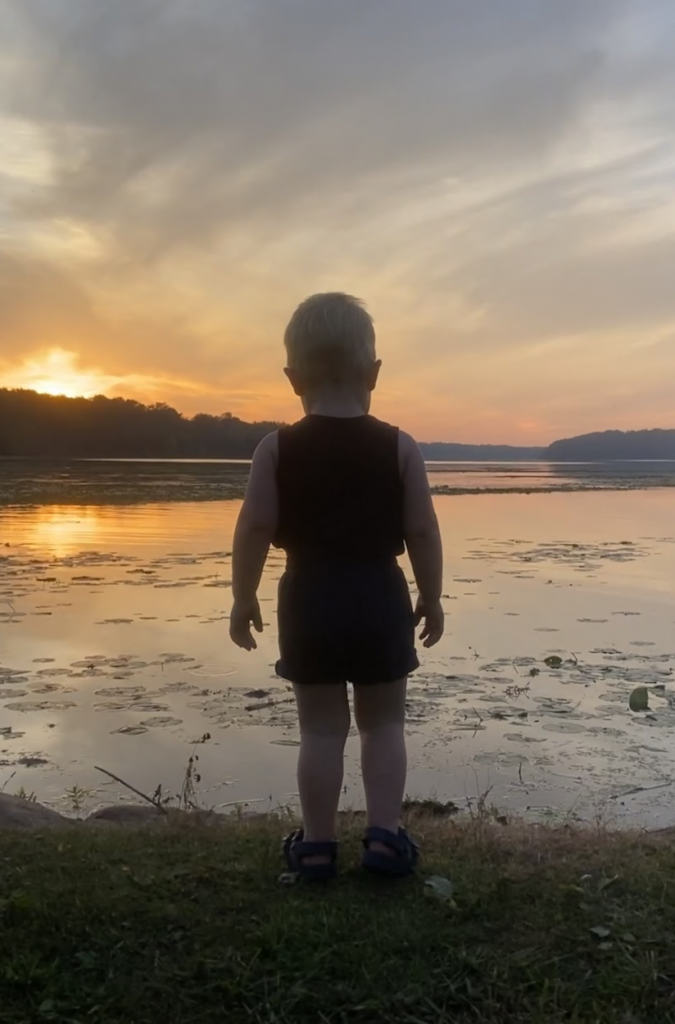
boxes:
[274,415,405,563]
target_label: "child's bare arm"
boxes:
[399,431,444,647]
[230,431,279,650]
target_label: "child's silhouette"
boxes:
[230,293,444,878]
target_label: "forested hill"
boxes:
[545,429,675,462]
[1,390,672,461]
[0,389,280,459]
[0,390,544,460]
[419,442,543,461]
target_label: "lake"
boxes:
[1,459,674,827]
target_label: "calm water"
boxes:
[1,461,674,827]
[3,457,675,505]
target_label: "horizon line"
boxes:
[1,386,674,450]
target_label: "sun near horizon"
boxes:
[5,349,106,399]
[2,4,675,445]
[1,343,673,447]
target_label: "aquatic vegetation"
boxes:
[1,471,674,830]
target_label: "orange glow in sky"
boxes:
[4,349,112,399]
[1,4,674,444]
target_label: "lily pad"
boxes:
[139,716,183,728]
[4,700,77,712]
[95,686,146,698]
[113,725,148,736]
[629,687,650,712]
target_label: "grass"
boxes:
[1,814,675,1023]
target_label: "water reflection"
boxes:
[1,488,675,828]
[11,506,107,556]
[2,457,675,507]
[548,461,675,485]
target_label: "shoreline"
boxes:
[2,482,674,853]
[3,790,675,836]
[2,804,675,1021]
[2,480,675,508]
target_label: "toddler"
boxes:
[230,293,444,878]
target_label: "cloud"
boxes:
[1,0,674,442]
[1,0,632,255]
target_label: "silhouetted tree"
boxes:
[0,389,281,459]
[2,390,672,462]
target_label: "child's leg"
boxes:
[354,678,408,841]
[293,682,350,842]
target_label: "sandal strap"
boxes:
[292,839,338,861]
[362,826,415,856]
[283,829,338,866]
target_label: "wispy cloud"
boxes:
[1,0,674,441]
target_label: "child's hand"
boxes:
[414,596,444,648]
[229,597,263,650]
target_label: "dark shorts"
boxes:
[275,560,419,685]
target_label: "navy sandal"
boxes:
[361,827,419,876]
[282,829,338,881]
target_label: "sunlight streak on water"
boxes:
[1,480,674,828]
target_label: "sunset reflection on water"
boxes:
[1,485,675,829]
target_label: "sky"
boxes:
[1,1,675,445]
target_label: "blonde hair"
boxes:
[284,293,376,384]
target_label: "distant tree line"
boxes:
[545,429,675,462]
[1,390,673,462]
[420,442,543,461]
[0,390,280,459]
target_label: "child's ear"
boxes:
[284,367,306,396]
[367,359,382,392]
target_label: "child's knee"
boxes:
[356,715,405,738]
[354,680,407,733]
[294,682,350,737]
[297,703,351,738]
[300,716,350,740]
[354,700,406,734]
